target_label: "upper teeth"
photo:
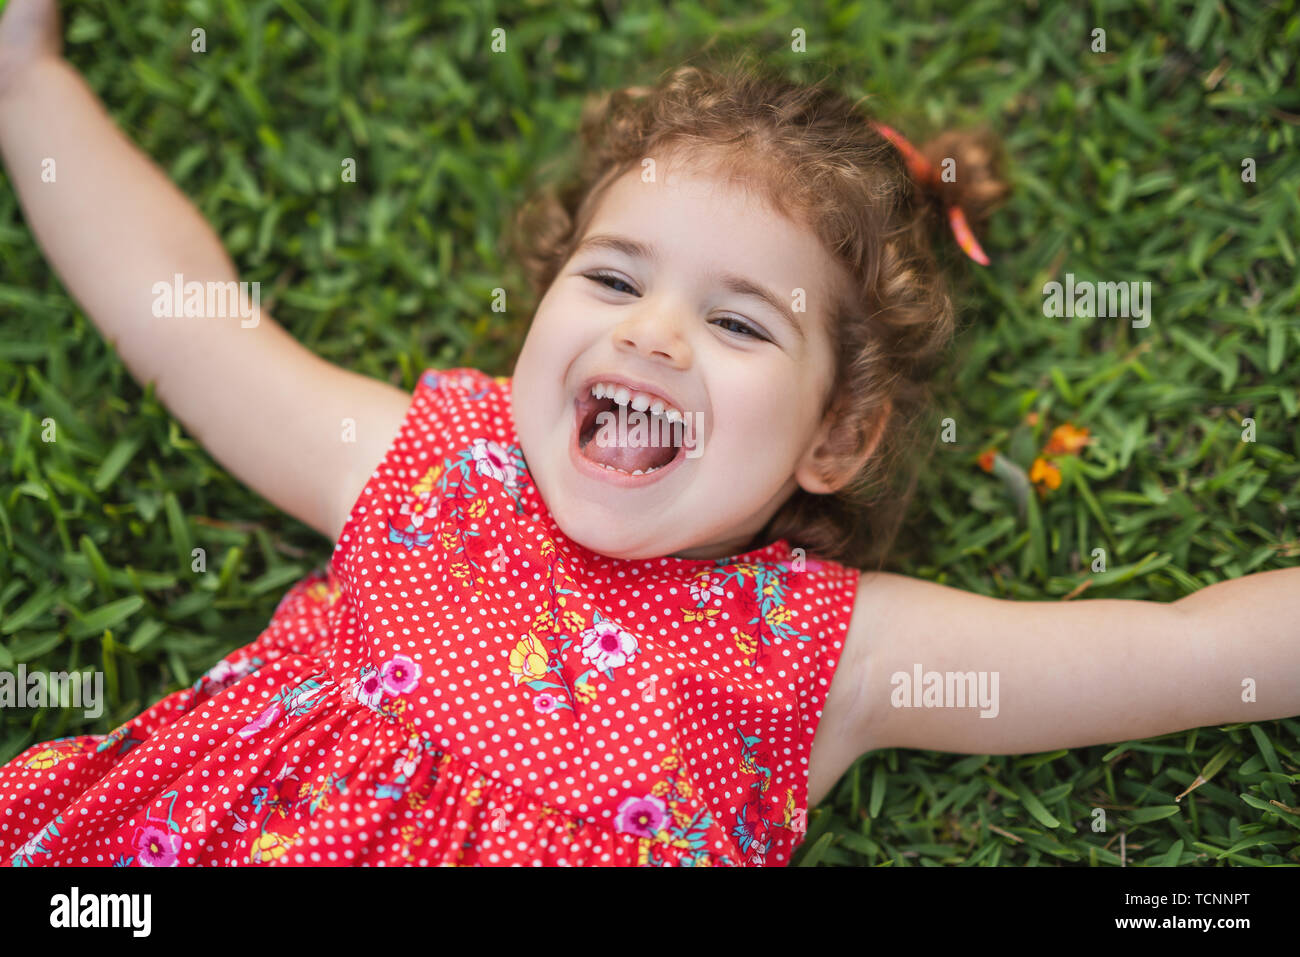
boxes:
[590,382,684,423]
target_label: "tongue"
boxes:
[582,439,676,472]
[576,395,679,472]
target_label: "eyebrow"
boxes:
[573,233,807,343]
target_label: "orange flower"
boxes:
[977,449,996,473]
[1025,411,1040,426]
[1044,423,1089,456]
[1029,456,1061,490]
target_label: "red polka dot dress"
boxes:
[0,368,862,866]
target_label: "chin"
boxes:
[550,506,662,560]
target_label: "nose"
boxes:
[613,301,692,367]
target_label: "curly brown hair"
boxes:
[505,49,1008,572]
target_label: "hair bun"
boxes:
[917,129,1009,225]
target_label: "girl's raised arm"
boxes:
[0,1,410,541]
[831,567,1300,760]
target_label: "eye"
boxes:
[586,271,638,295]
[586,271,769,342]
[711,316,768,342]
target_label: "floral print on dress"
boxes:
[11,814,64,866]
[386,432,529,596]
[680,560,813,668]
[615,745,724,867]
[731,729,804,866]
[0,367,860,867]
[511,606,640,714]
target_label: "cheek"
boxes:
[713,391,803,462]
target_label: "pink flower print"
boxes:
[237,703,282,739]
[399,490,437,529]
[689,573,725,604]
[134,825,182,866]
[580,620,639,672]
[533,693,560,714]
[351,669,384,710]
[614,795,669,839]
[204,659,242,689]
[471,438,518,487]
[380,655,421,695]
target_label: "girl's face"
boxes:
[511,152,853,561]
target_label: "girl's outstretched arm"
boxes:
[825,566,1300,764]
[0,0,410,541]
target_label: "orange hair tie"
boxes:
[872,122,990,267]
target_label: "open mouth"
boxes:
[572,390,686,478]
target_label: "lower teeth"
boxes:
[595,462,665,473]
[600,463,662,475]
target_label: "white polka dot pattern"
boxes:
[0,368,860,867]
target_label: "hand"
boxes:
[0,0,61,99]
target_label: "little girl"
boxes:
[1,0,1296,867]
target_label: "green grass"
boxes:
[1,0,1298,866]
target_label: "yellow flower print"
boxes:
[540,539,556,560]
[560,610,586,632]
[398,823,424,863]
[651,780,672,799]
[23,745,80,770]
[249,831,298,863]
[466,775,488,806]
[508,636,549,685]
[782,786,797,826]
[411,464,442,497]
[528,609,556,637]
[441,530,459,552]
[732,629,757,657]
[574,681,598,704]
[466,499,487,520]
[682,608,719,624]
[660,752,680,773]
[764,605,792,629]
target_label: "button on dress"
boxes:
[1,368,861,866]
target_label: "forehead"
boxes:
[578,153,848,326]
